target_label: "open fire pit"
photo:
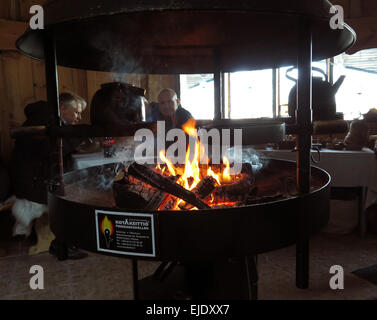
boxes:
[48,120,331,299]
[49,156,330,299]
[51,158,330,259]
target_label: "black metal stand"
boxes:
[135,257,258,300]
[295,19,313,289]
[245,255,258,300]
[44,28,65,197]
[52,239,68,261]
[132,259,139,300]
[214,49,224,120]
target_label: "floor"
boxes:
[0,209,377,300]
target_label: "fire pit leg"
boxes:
[296,240,309,289]
[245,255,258,300]
[132,259,139,300]
[53,239,68,261]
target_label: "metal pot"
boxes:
[90,82,146,128]
[287,67,345,121]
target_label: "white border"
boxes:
[95,209,156,257]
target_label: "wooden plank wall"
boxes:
[0,0,177,164]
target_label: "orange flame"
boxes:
[222,156,231,182]
[100,216,114,236]
[158,119,239,210]
[159,150,176,176]
[207,167,221,186]
[182,119,198,137]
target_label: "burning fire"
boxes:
[156,119,238,210]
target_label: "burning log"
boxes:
[212,177,255,203]
[158,194,178,211]
[193,176,217,199]
[127,162,211,210]
[113,174,165,210]
[179,176,217,210]
[113,167,181,210]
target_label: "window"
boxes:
[228,70,273,119]
[180,71,274,120]
[334,48,377,120]
[180,50,377,121]
[180,74,214,119]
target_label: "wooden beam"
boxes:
[0,18,27,51]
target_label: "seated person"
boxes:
[147,88,193,130]
[10,92,88,259]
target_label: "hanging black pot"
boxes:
[287,67,345,121]
[90,82,146,127]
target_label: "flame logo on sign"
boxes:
[100,215,114,236]
[100,215,114,248]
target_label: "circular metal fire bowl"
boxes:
[48,159,330,261]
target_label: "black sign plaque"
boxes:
[95,210,156,257]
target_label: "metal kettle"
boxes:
[90,82,146,127]
[287,67,345,121]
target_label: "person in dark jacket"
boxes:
[11,93,86,204]
[10,92,88,259]
[147,88,193,130]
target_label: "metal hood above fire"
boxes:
[16,0,356,74]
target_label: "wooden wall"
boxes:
[0,0,177,164]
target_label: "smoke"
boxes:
[63,165,118,208]
[226,146,268,173]
[91,31,145,77]
[96,162,126,191]
[72,163,125,192]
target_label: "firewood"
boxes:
[179,176,217,210]
[195,176,217,198]
[153,175,181,211]
[212,176,255,202]
[113,175,165,209]
[127,163,211,210]
[158,194,179,211]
